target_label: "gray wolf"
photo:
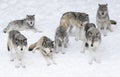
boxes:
[28,36,56,66]
[7,30,27,68]
[60,12,89,41]
[80,23,101,64]
[96,4,117,36]
[54,26,69,54]
[3,15,42,33]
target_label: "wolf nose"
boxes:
[21,48,23,51]
[102,12,104,15]
[91,44,93,47]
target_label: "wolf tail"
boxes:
[28,42,37,51]
[110,20,117,25]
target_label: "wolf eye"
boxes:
[44,45,47,48]
[16,41,18,45]
[88,33,92,37]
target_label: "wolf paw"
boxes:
[61,52,65,54]
[95,59,101,64]
[80,50,85,53]
[15,65,20,68]
[88,60,93,65]
[47,63,51,66]
[10,59,14,62]
[22,65,26,68]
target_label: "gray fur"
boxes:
[8,30,27,68]
[96,4,114,36]
[3,15,41,33]
[54,26,69,54]
[81,23,101,64]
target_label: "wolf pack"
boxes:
[2,4,117,68]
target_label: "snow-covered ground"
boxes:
[0,0,120,77]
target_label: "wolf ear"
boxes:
[26,15,29,18]
[98,4,101,6]
[51,41,54,44]
[105,3,108,6]
[33,15,35,17]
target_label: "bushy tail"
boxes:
[3,27,8,33]
[110,20,117,25]
[28,42,37,51]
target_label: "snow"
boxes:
[0,0,120,77]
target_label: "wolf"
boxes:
[80,23,101,64]
[3,15,42,33]
[28,36,56,66]
[96,4,117,36]
[60,12,89,41]
[7,30,27,68]
[54,26,69,54]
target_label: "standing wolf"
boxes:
[28,36,56,66]
[54,26,69,54]
[80,23,101,64]
[7,30,27,68]
[60,12,89,41]
[96,4,116,36]
[3,15,42,33]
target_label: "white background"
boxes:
[0,0,120,77]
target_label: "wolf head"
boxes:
[56,26,68,42]
[84,23,96,32]
[98,4,108,17]
[86,27,101,48]
[42,36,54,54]
[14,34,27,52]
[26,15,35,27]
[78,13,89,26]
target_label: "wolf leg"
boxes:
[61,43,65,54]
[94,49,101,63]
[50,54,56,65]
[44,56,51,66]
[80,42,86,53]
[55,40,59,53]
[31,27,42,33]
[107,25,113,32]
[103,23,108,36]
[88,49,94,64]
[8,40,14,62]
[75,27,79,41]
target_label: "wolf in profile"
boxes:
[7,30,27,68]
[3,15,42,33]
[60,12,89,41]
[28,36,56,66]
[96,4,117,36]
[54,26,69,54]
[80,23,101,64]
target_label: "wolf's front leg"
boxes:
[9,50,15,62]
[79,27,84,41]
[75,27,79,41]
[54,41,59,53]
[31,27,42,33]
[107,25,113,32]
[20,52,26,68]
[88,49,94,65]
[94,50,101,63]
[15,52,21,68]
[44,56,51,66]
[61,43,65,54]
[103,23,108,36]
[80,42,86,53]
[50,54,56,65]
